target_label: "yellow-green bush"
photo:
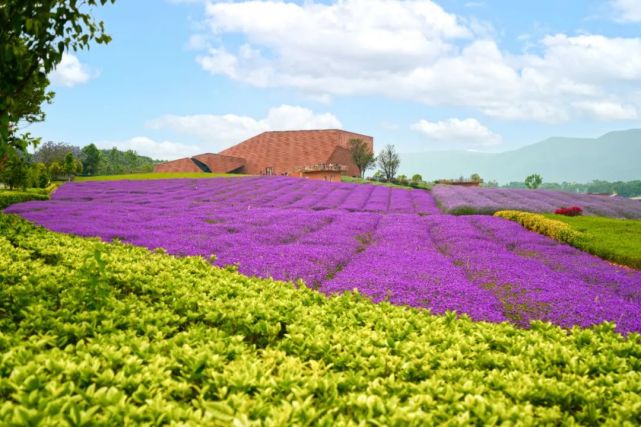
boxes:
[2,213,641,425]
[494,210,583,244]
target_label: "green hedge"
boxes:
[0,191,49,209]
[1,213,641,425]
[494,210,583,244]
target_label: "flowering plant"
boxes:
[554,206,583,216]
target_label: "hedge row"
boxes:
[494,210,583,244]
[0,191,49,210]
[2,214,641,425]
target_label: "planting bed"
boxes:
[433,185,641,218]
[7,177,641,333]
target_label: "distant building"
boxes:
[154,129,374,179]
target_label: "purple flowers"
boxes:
[433,185,641,218]
[6,177,641,333]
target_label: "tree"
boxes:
[31,162,51,188]
[1,0,116,159]
[63,152,81,180]
[348,139,376,178]
[49,161,63,180]
[0,150,30,190]
[377,144,400,182]
[411,174,423,183]
[33,141,79,165]
[470,173,482,183]
[525,174,543,189]
[81,143,101,175]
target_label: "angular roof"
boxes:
[218,129,373,175]
[192,153,246,173]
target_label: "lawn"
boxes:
[545,214,641,269]
[7,177,641,334]
[2,212,641,425]
[75,172,247,182]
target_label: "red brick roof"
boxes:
[153,129,374,176]
[219,129,373,175]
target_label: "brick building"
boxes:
[153,129,374,178]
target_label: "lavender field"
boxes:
[433,185,641,218]
[7,177,641,333]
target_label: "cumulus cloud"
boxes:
[146,105,342,151]
[611,0,641,22]
[191,0,641,123]
[49,53,93,87]
[95,137,203,160]
[412,118,502,149]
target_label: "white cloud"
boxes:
[572,101,638,120]
[611,0,641,22]
[95,137,202,160]
[192,0,641,123]
[49,53,93,87]
[146,104,342,151]
[412,118,502,149]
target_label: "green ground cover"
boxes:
[75,172,246,182]
[0,184,59,209]
[2,213,641,425]
[544,214,641,269]
[341,176,431,190]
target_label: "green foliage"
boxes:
[0,150,30,190]
[0,0,116,156]
[0,191,48,209]
[2,213,641,425]
[470,173,482,183]
[80,143,101,176]
[75,173,247,182]
[411,174,423,183]
[348,139,376,178]
[30,162,51,188]
[377,144,400,182]
[524,174,543,189]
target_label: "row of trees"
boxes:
[0,141,156,190]
[349,139,401,182]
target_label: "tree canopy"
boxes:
[1,0,116,157]
[348,139,376,178]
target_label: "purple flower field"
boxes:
[433,185,641,218]
[7,177,641,333]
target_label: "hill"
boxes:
[399,129,641,183]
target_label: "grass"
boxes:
[341,176,432,190]
[75,172,248,182]
[544,214,641,269]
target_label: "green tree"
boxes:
[411,174,423,183]
[1,0,116,159]
[377,144,400,182]
[63,152,81,181]
[348,139,376,178]
[470,173,482,183]
[49,161,63,180]
[30,162,51,188]
[80,143,101,175]
[33,141,79,165]
[0,150,30,190]
[525,174,543,189]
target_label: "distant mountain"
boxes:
[399,129,641,184]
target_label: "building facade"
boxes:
[153,129,374,178]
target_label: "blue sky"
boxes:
[36,0,641,159]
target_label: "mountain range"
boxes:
[398,129,641,184]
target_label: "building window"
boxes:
[265,167,274,176]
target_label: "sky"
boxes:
[33,0,641,159]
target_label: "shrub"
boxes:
[494,210,583,243]
[555,206,583,216]
[0,191,49,209]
